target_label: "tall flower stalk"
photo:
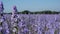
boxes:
[0,2,4,34]
[11,6,18,34]
[2,18,10,34]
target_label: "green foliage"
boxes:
[19,10,60,14]
[21,10,30,14]
[4,10,60,14]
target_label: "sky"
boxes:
[0,0,60,13]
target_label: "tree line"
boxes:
[4,10,60,14]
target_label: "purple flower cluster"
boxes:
[0,2,4,14]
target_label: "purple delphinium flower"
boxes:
[12,6,18,14]
[0,26,2,32]
[0,2,4,13]
[2,21,9,34]
[11,5,19,34]
[23,28,29,34]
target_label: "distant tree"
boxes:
[22,10,30,14]
[41,10,52,14]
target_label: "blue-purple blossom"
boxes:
[12,6,18,14]
[1,22,9,34]
[0,2,4,13]
[0,26,2,31]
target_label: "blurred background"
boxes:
[0,0,60,13]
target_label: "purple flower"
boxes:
[0,2,4,13]
[0,26,2,31]
[48,29,55,34]
[2,21,10,34]
[12,6,18,14]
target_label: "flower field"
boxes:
[0,2,60,34]
[0,14,60,34]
